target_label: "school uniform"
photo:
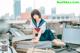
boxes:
[31,18,55,41]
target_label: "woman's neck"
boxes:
[36,18,41,22]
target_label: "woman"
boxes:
[31,9,65,46]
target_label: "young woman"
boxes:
[31,9,65,46]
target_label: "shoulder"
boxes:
[41,18,46,23]
[40,18,47,26]
[42,18,47,24]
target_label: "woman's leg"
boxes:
[52,39,65,46]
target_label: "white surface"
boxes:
[10,28,34,42]
[76,47,80,52]
[16,41,52,49]
[12,35,34,42]
[62,27,80,44]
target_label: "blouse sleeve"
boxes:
[39,22,46,33]
[30,20,35,29]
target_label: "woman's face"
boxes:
[33,14,40,20]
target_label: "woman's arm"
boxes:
[33,22,46,40]
[32,29,37,37]
[35,29,42,40]
[32,28,43,43]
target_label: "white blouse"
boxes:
[30,19,46,33]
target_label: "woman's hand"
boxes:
[32,37,39,43]
[32,29,41,43]
[33,29,38,33]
